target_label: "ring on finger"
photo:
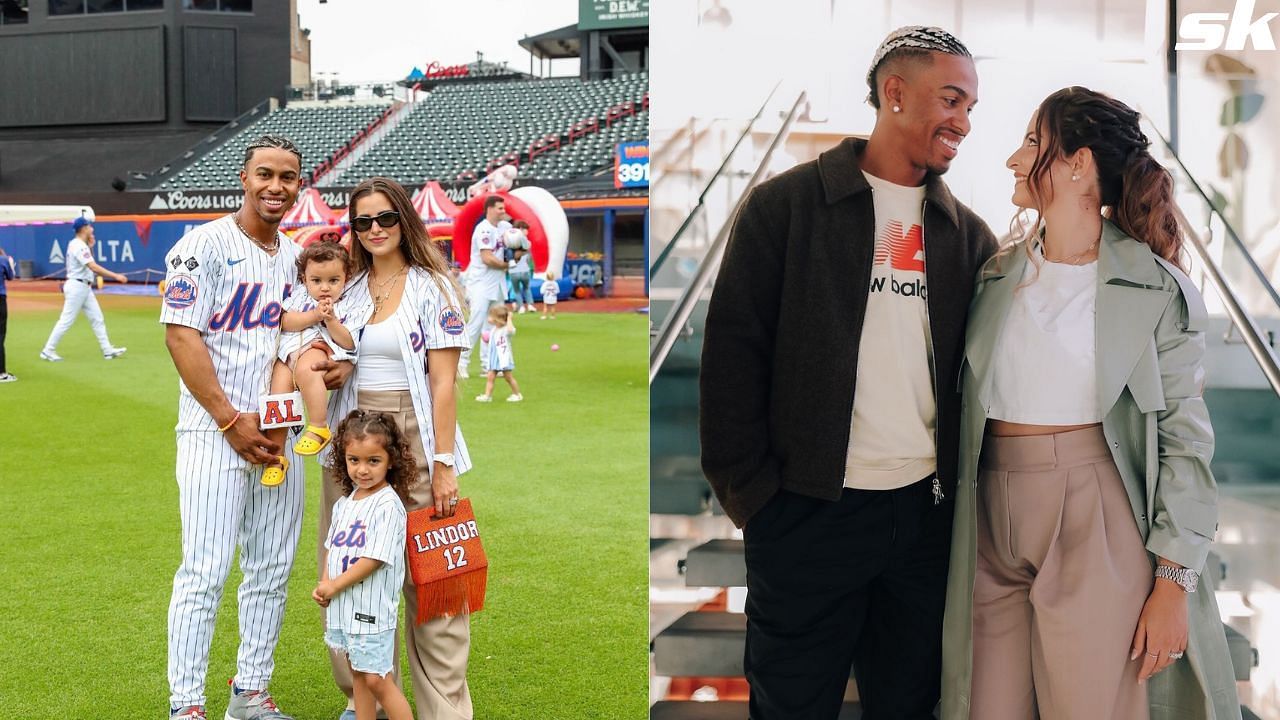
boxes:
[1169,651,1185,660]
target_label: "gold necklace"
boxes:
[370,265,407,315]
[233,211,280,252]
[1045,236,1099,265]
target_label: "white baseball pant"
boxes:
[167,430,304,708]
[458,288,501,375]
[42,279,114,354]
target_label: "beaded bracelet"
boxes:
[218,411,242,433]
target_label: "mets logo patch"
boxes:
[438,306,464,336]
[165,274,198,309]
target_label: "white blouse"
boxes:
[988,245,1102,425]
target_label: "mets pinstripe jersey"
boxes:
[160,214,303,431]
[324,268,473,475]
[325,485,406,634]
[65,237,96,282]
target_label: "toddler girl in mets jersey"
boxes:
[262,241,356,486]
[314,410,418,720]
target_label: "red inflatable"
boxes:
[453,192,549,272]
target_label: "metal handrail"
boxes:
[1143,119,1280,311]
[649,91,806,385]
[1173,204,1280,397]
[649,82,782,276]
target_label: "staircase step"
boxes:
[653,612,746,677]
[652,477,712,515]
[685,539,747,587]
[654,611,855,679]
[650,700,862,719]
[1225,624,1257,682]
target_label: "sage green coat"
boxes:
[941,220,1241,720]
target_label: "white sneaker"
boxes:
[518,306,526,314]
[458,367,470,379]
[525,305,535,313]
[506,394,523,402]
[39,350,63,362]
[0,372,16,383]
[474,394,492,402]
[103,346,127,360]
[540,315,547,320]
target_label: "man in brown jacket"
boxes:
[700,27,998,720]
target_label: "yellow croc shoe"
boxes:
[261,455,289,487]
[293,424,332,456]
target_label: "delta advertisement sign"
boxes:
[0,218,201,279]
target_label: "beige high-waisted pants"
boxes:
[972,426,1152,720]
[319,389,473,720]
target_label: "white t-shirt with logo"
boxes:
[65,238,95,282]
[324,485,406,634]
[466,219,507,302]
[844,172,936,490]
[159,214,303,432]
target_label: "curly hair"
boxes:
[295,240,351,284]
[326,409,419,503]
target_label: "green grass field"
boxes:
[0,291,649,719]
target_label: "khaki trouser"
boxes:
[319,389,473,720]
[972,426,1151,720]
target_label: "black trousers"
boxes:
[0,294,7,373]
[742,476,953,720]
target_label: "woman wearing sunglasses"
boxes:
[317,177,475,720]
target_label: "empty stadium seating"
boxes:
[337,72,648,186]
[158,103,391,190]
[153,72,648,191]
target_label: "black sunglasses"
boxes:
[351,210,401,233]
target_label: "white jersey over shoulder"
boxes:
[324,485,406,634]
[160,214,304,432]
[65,237,95,282]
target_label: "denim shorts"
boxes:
[324,627,396,677]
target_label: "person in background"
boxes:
[540,270,560,320]
[0,246,15,382]
[39,216,128,362]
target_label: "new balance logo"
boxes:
[1176,0,1278,50]
[874,221,925,272]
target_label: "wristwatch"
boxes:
[432,453,456,468]
[1155,564,1199,593]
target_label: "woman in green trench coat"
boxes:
[940,87,1239,720]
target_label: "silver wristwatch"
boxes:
[1155,565,1199,593]
[431,452,456,468]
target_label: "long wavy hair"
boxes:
[1012,87,1184,269]
[347,176,465,304]
[326,409,419,503]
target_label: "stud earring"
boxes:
[1071,174,1079,181]
[892,105,901,113]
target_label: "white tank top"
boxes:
[357,315,410,391]
[988,244,1102,425]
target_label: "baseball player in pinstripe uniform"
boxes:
[39,216,129,362]
[162,135,330,720]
